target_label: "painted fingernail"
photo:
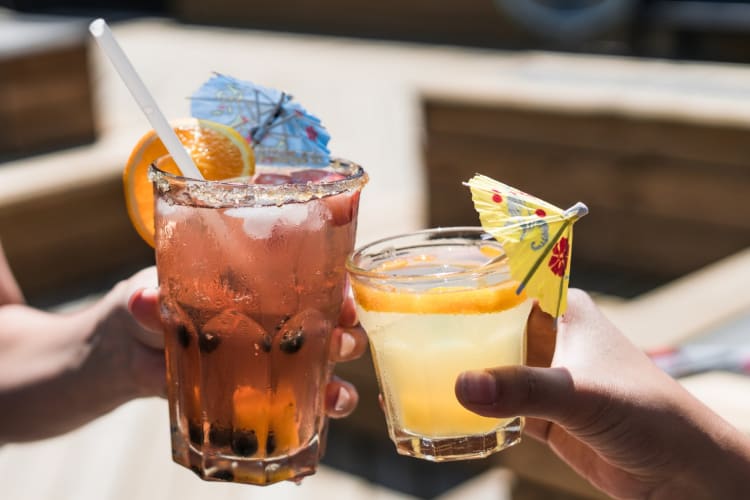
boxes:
[334,386,351,414]
[339,332,356,358]
[128,287,158,313]
[457,371,497,405]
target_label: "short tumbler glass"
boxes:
[347,227,531,461]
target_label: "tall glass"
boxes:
[347,227,531,461]
[151,159,367,485]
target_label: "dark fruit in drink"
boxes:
[232,429,259,457]
[279,327,304,354]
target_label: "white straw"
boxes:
[89,19,203,180]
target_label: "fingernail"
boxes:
[334,386,351,413]
[457,371,497,405]
[128,287,158,312]
[339,332,356,358]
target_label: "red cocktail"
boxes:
[152,160,367,485]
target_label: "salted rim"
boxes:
[346,226,510,283]
[148,157,367,208]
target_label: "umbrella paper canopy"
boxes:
[466,174,588,317]
[190,74,330,166]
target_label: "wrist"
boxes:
[82,283,146,401]
[671,413,750,499]
[0,297,134,442]
[705,428,750,498]
[0,304,91,391]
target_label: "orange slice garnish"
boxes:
[351,279,526,314]
[123,118,255,247]
[233,385,299,457]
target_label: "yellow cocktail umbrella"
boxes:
[466,174,588,318]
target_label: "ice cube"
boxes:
[156,197,178,216]
[225,207,273,239]
[225,202,323,239]
[321,191,359,226]
[277,203,313,227]
[154,199,195,252]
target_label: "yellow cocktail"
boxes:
[348,228,531,461]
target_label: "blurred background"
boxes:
[1,1,749,499]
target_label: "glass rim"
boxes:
[346,226,508,282]
[149,156,367,208]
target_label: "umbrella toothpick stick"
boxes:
[467,173,589,318]
[251,93,287,144]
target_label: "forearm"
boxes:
[0,294,135,442]
[717,432,750,498]
[648,388,750,500]
[0,305,89,390]
[659,432,750,500]
[688,414,750,499]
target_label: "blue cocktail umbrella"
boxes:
[190,74,330,166]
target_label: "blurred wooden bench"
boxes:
[0,12,96,158]
[422,93,750,287]
[0,135,154,305]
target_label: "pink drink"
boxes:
[151,161,367,485]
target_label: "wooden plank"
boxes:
[436,469,513,500]
[425,134,750,230]
[424,106,750,281]
[493,439,606,499]
[512,479,595,500]
[0,44,95,155]
[1,80,95,151]
[426,135,750,230]
[0,174,153,303]
[425,100,750,168]
[604,247,750,349]
[0,44,87,75]
[0,63,91,111]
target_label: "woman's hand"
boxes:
[455,289,750,500]
[0,267,166,442]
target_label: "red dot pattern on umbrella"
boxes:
[305,126,318,140]
[548,237,569,277]
[535,208,546,217]
[492,191,503,203]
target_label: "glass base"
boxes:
[391,417,523,462]
[170,428,321,486]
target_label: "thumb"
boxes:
[455,366,575,424]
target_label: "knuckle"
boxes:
[524,368,539,405]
